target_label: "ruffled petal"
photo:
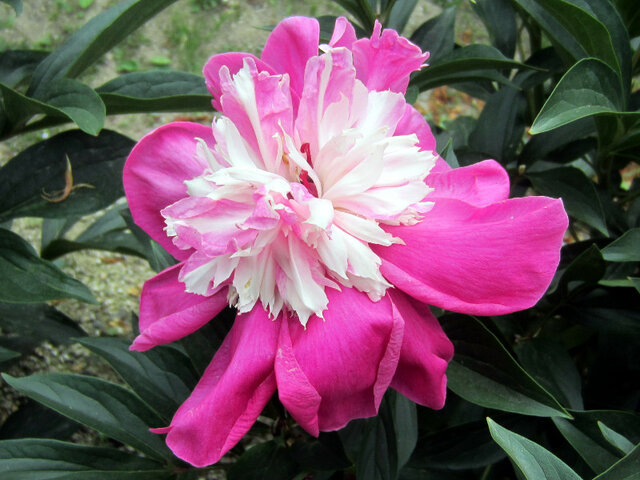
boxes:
[218,58,293,174]
[376,196,568,315]
[275,287,404,433]
[394,104,436,153]
[161,306,279,467]
[352,21,428,94]
[131,264,228,351]
[426,159,510,207]
[329,16,357,48]
[388,290,453,409]
[261,16,320,102]
[203,52,275,110]
[123,122,213,260]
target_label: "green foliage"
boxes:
[0,0,638,478]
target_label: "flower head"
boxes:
[124,16,568,467]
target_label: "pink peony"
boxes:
[123,16,568,467]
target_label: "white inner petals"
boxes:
[163,56,436,326]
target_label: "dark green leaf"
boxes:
[327,0,375,32]
[527,166,608,235]
[385,0,418,34]
[520,118,596,165]
[594,444,640,480]
[78,336,198,422]
[0,0,21,15]
[598,422,635,455]
[121,208,176,272]
[339,391,416,480]
[468,86,526,163]
[613,0,640,37]
[488,418,582,480]
[562,289,640,335]
[390,390,417,471]
[552,244,606,296]
[0,50,48,88]
[97,70,211,115]
[408,418,507,470]
[412,45,537,91]
[530,58,632,134]
[534,0,621,77]
[602,228,640,262]
[28,0,178,95]
[41,216,79,253]
[227,441,298,480]
[442,315,571,418]
[289,432,351,472]
[0,229,95,304]
[0,438,171,480]
[1,79,105,135]
[0,400,78,440]
[409,8,456,63]
[515,339,583,410]
[0,129,134,221]
[510,0,595,64]
[553,417,620,474]
[0,346,19,363]
[472,0,516,57]
[0,302,85,344]
[41,204,146,260]
[2,373,171,461]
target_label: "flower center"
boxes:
[161,59,436,326]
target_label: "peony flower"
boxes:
[123,16,568,467]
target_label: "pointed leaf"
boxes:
[488,418,582,480]
[530,58,634,134]
[77,337,198,422]
[121,208,176,272]
[442,315,571,418]
[97,70,211,114]
[515,339,583,410]
[602,228,640,262]
[412,45,538,91]
[0,347,19,363]
[527,166,608,235]
[0,229,95,304]
[28,0,177,94]
[0,50,48,88]
[594,444,640,480]
[553,417,620,474]
[409,8,456,63]
[0,129,134,221]
[0,400,78,441]
[534,0,621,76]
[598,422,635,455]
[0,439,171,480]
[0,302,85,344]
[472,0,516,57]
[385,0,418,34]
[1,79,105,135]
[2,373,171,461]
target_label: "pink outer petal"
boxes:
[123,122,213,261]
[161,306,279,467]
[388,290,453,409]
[329,16,357,48]
[203,52,275,110]
[131,264,228,351]
[376,196,568,315]
[394,104,436,153]
[352,21,428,94]
[426,159,511,207]
[275,287,404,434]
[261,16,320,102]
